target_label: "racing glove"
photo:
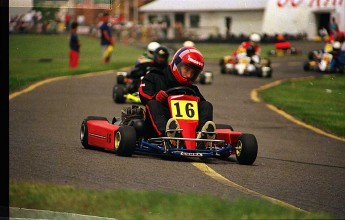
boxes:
[155,90,168,103]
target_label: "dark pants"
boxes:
[145,100,213,137]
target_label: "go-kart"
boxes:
[219,54,272,78]
[195,71,214,85]
[112,72,141,104]
[81,86,258,165]
[303,51,345,73]
[267,41,301,56]
[268,47,301,56]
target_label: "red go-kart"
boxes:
[80,87,258,165]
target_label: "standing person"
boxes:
[329,17,339,40]
[64,12,71,31]
[69,21,80,68]
[319,26,329,40]
[139,46,216,148]
[100,12,114,63]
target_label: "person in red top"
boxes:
[69,21,80,68]
[232,33,261,60]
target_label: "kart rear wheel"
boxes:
[113,85,126,103]
[80,116,108,149]
[114,125,136,157]
[236,133,258,165]
[303,62,310,71]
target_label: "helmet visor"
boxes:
[177,62,201,82]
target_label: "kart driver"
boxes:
[232,33,261,60]
[136,41,161,64]
[139,46,216,148]
[328,41,345,73]
[125,46,170,93]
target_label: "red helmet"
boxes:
[169,47,204,86]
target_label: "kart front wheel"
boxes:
[236,133,258,165]
[113,85,126,103]
[114,125,136,157]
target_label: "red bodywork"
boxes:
[168,94,199,149]
[168,94,241,151]
[274,41,291,50]
[87,120,120,150]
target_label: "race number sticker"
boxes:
[171,100,198,120]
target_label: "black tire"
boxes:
[117,75,125,84]
[220,65,227,74]
[303,62,310,71]
[264,69,273,78]
[236,133,258,165]
[113,85,126,103]
[199,74,206,84]
[80,116,108,149]
[114,125,137,157]
[256,68,263,77]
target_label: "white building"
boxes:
[139,0,345,40]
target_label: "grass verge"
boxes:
[9,34,277,93]
[10,181,332,220]
[258,74,345,138]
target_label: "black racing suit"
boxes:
[127,59,168,93]
[126,60,153,93]
[139,67,213,137]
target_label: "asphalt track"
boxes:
[9,42,345,218]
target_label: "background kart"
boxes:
[268,47,301,56]
[82,87,258,165]
[112,72,141,104]
[267,41,301,57]
[112,70,214,104]
[195,70,214,85]
[303,50,345,73]
[219,54,272,78]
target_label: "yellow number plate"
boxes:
[171,100,198,120]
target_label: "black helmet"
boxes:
[246,45,256,57]
[153,46,170,67]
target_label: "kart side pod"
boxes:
[85,119,120,150]
[216,129,242,147]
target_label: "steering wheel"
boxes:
[165,86,197,96]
